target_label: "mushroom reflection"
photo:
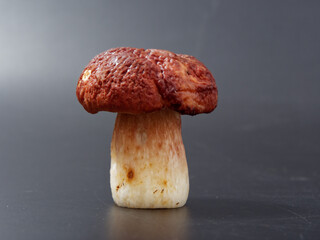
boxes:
[106,205,190,240]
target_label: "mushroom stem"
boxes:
[110,109,189,208]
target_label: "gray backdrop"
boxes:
[0,0,319,239]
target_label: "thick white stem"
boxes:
[110,109,189,208]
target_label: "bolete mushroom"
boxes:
[76,47,218,208]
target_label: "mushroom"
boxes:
[76,47,218,208]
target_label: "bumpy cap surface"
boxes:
[76,47,218,115]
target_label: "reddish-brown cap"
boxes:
[76,47,218,115]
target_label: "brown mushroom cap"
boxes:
[76,47,218,115]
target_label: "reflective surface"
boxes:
[1,0,320,239]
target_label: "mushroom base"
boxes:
[110,109,189,208]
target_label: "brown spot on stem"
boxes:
[153,190,158,194]
[161,189,164,193]
[116,185,120,191]
[127,169,134,179]
[163,180,167,186]
[176,202,179,205]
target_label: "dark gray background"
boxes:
[0,0,320,239]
